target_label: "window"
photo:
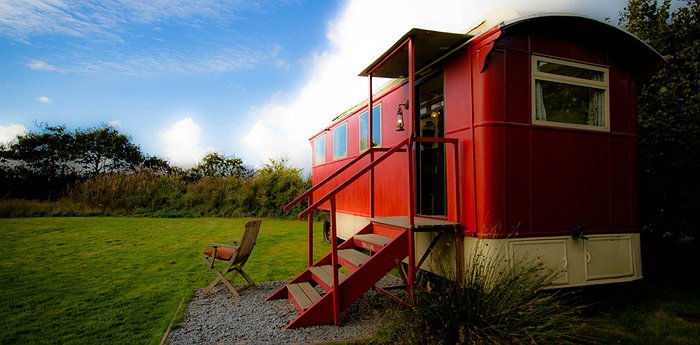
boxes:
[532,56,609,131]
[313,135,325,165]
[359,104,381,151]
[333,122,347,159]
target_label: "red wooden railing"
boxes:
[283,135,460,322]
[283,145,398,267]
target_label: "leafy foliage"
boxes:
[0,122,310,219]
[31,157,310,219]
[620,0,700,242]
[74,125,143,175]
[379,242,591,345]
[184,152,254,182]
[0,123,143,199]
[248,157,310,218]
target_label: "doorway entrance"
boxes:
[415,72,446,216]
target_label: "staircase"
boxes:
[266,222,409,329]
[267,138,461,329]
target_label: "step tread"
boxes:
[338,249,370,268]
[354,234,393,246]
[287,283,313,311]
[298,282,321,304]
[309,265,346,289]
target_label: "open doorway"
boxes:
[415,72,445,216]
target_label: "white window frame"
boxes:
[332,121,348,160]
[313,134,325,166]
[359,103,382,152]
[531,55,610,132]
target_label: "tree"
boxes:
[620,0,700,241]
[187,152,254,180]
[141,155,178,175]
[0,123,79,198]
[252,157,310,217]
[1,122,149,199]
[74,125,143,175]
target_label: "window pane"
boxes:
[359,112,369,151]
[359,105,381,151]
[537,61,604,81]
[535,80,605,127]
[372,105,381,146]
[314,135,325,165]
[333,123,347,159]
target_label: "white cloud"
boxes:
[240,0,628,170]
[0,124,27,144]
[24,46,276,77]
[0,0,252,41]
[35,96,52,104]
[5,1,281,76]
[71,45,272,76]
[26,60,59,72]
[159,117,213,168]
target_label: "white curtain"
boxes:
[587,73,605,126]
[535,80,547,121]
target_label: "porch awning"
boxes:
[359,28,472,78]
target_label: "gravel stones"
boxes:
[168,279,403,345]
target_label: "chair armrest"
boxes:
[229,238,241,245]
[207,243,238,249]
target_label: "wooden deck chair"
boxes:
[202,219,262,297]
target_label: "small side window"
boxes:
[359,104,381,151]
[532,56,609,131]
[333,122,347,159]
[314,135,325,165]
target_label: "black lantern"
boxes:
[396,100,409,131]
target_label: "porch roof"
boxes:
[359,28,472,78]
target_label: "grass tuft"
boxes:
[378,241,593,345]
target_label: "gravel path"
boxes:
[167,278,404,345]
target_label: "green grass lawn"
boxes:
[0,217,327,344]
[585,281,700,345]
[1,218,698,344]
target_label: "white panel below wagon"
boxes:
[509,239,569,286]
[584,235,636,281]
[333,212,642,288]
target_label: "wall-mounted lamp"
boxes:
[396,100,409,131]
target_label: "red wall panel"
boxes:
[309,26,641,240]
[505,127,532,235]
[530,130,611,234]
[444,47,476,232]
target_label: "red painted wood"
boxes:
[282,226,410,329]
[330,197,340,326]
[308,18,650,241]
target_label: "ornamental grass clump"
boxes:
[380,241,593,345]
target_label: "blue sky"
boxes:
[0,0,633,170]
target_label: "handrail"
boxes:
[283,147,376,212]
[298,137,410,220]
[287,134,460,313]
[413,137,459,144]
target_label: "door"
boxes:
[416,72,446,216]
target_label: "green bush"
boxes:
[378,242,592,345]
[0,157,312,219]
[68,171,185,214]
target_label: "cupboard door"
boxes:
[584,235,635,281]
[509,239,569,286]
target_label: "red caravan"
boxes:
[268,11,663,328]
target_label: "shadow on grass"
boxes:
[580,279,700,345]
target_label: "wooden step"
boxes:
[338,249,370,271]
[309,265,346,291]
[287,282,321,312]
[354,234,392,252]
